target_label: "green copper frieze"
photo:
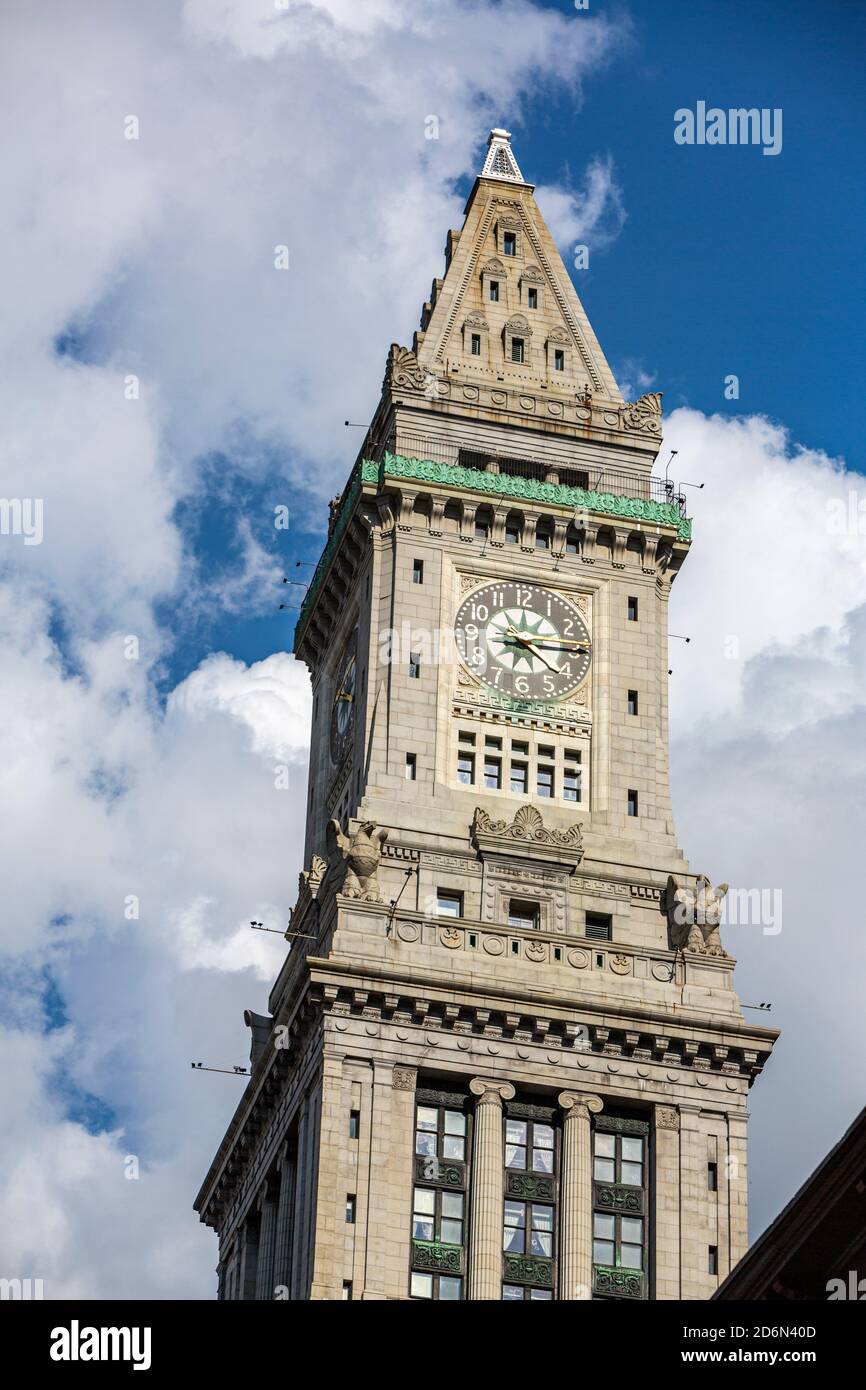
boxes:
[294,449,691,649]
[379,452,692,538]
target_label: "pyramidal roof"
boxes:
[412,130,623,403]
[480,128,526,184]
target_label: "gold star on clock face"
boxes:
[454,581,591,702]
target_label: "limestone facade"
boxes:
[194,130,777,1301]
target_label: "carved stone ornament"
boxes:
[655,1106,680,1130]
[299,852,327,898]
[383,343,428,393]
[666,874,729,956]
[324,818,388,902]
[393,1067,417,1091]
[621,391,663,435]
[471,804,583,869]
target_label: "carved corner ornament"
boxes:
[655,1106,680,1131]
[383,342,428,394]
[323,819,389,902]
[666,874,729,956]
[621,391,663,435]
[471,803,583,870]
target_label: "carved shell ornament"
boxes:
[473,803,583,850]
[621,392,663,435]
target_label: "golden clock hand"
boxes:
[504,625,558,673]
[335,690,353,703]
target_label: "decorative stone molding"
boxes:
[655,1106,680,1130]
[392,1066,417,1091]
[558,1091,603,1120]
[471,803,584,868]
[621,391,662,435]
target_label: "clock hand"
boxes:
[335,690,353,702]
[504,625,558,673]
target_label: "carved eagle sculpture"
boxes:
[325,819,388,903]
[666,874,729,956]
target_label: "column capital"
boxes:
[470,1077,515,1107]
[558,1091,603,1119]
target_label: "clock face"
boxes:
[329,645,356,766]
[454,581,591,703]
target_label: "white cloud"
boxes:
[536,154,627,254]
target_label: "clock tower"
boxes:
[195,129,778,1302]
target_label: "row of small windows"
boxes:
[435,889,613,943]
[456,730,581,801]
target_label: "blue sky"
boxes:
[3,0,865,1298]
[175,0,866,683]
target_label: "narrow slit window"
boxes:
[409,652,421,679]
[489,280,500,303]
[527,286,538,309]
[345,1195,356,1224]
[554,348,565,372]
[627,595,639,622]
[470,333,481,356]
[627,690,639,716]
[349,1111,360,1140]
[503,231,517,257]
[412,558,424,584]
[627,789,639,818]
[708,1162,718,1192]
[511,337,525,364]
[405,752,417,781]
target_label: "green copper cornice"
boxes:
[379,451,692,538]
[294,451,691,650]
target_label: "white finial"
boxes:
[481,128,525,184]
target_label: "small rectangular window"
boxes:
[512,740,528,755]
[627,690,639,716]
[458,730,475,744]
[470,333,481,356]
[505,523,520,545]
[538,744,554,759]
[627,596,639,622]
[511,338,525,364]
[627,789,639,818]
[535,529,551,550]
[342,1281,353,1300]
[508,901,539,930]
[510,761,528,795]
[585,912,612,942]
[554,348,565,372]
[503,231,517,257]
[457,752,475,785]
[475,520,489,541]
[527,286,538,309]
[563,757,581,802]
[708,1162,718,1192]
[345,1195,356,1224]
[708,1246,718,1276]
[409,652,421,679]
[485,736,502,750]
[405,752,417,781]
[489,280,500,303]
[349,1111,360,1140]
[436,891,463,918]
[484,757,501,790]
[412,558,424,584]
[537,764,554,798]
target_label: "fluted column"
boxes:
[255,1176,279,1300]
[272,1142,295,1296]
[467,1078,515,1300]
[558,1092,603,1301]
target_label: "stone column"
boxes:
[239,1214,260,1301]
[467,1078,514,1300]
[254,1176,279,1300]
[557,1091,603,1301]
[653,1104,681,1300]
[272,1141,295,1296]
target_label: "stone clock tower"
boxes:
[195,130,778,1302]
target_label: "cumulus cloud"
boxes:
[0,0,631,1299]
